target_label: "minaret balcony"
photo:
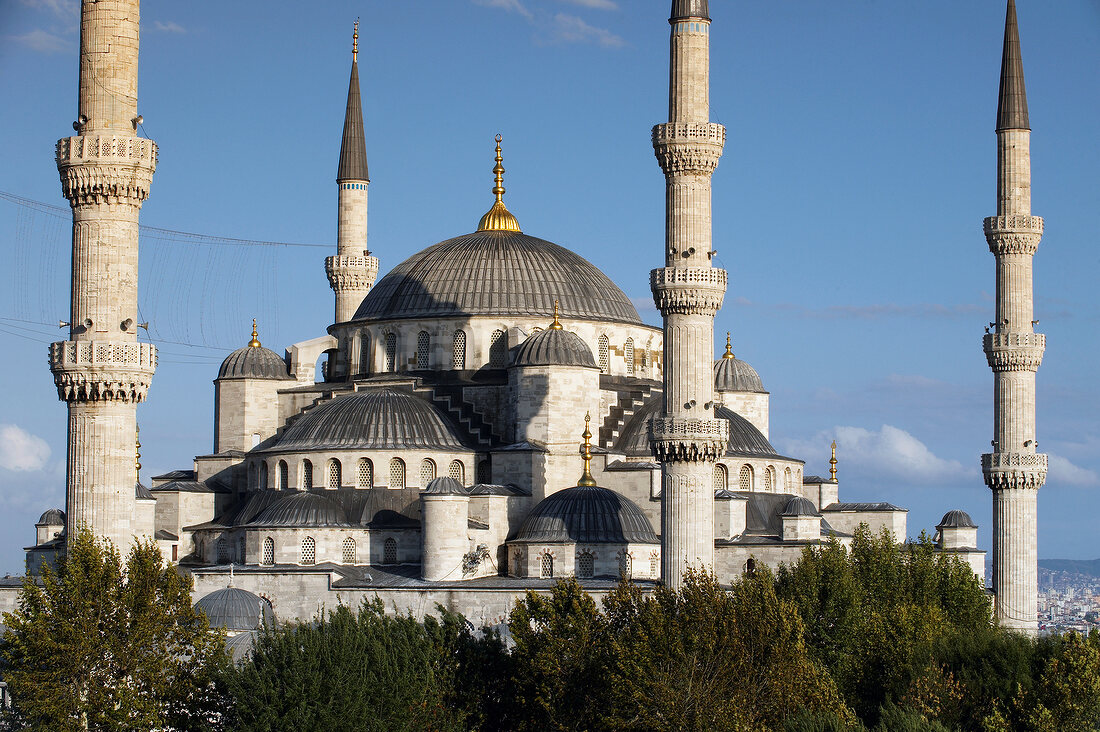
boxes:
[652,122,725,175]
[651,267,726,316]
[982,452,1047,491]
[56,135,157,206]
[648,417,729,462]
[984,215,1043,256]
[49,340,157,403]
[326,254,379,291]
[983,332,1044,372]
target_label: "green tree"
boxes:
[1019,630,1100,731]
[0,528,229,731]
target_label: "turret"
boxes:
[213,321,294,456]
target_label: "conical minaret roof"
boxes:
[337,25,369,182]
[996,0,1029,131]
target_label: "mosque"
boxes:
[24,0,1049,631]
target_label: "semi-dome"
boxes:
[352,230,642,325]
[37,508,65,525]
[713,335,765,393]
[781,496,819,516]
[247,491,351,528]
[511,484,658,544]
[512,324,596,368]
[265,388,468,452]
[614,397,786,460]
[218,321,292,380]
[194,587,274,631]
[937,510,977,529]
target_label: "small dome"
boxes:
[512,328,596,368]
[248,491,351,528]
[937,510,977,529]
[218,345,291,380]
[615,397,786,460]
[512,484,658,544]
[37,508,65,525]
[265,388,468,452]
[713,337,765,393]
[422,476,467,495]
[194,587,274,631]
[781,496,819,516]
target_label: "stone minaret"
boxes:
[326,21,378,326]
[983,0,1046,635]
[650,0,729,589]
[51,0,158,548]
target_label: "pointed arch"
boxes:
[420,459,436,487]
[328,458,342,489]
[624,338,635,375]
[489,329,507,367]
[389,458,406,489]
[416,330,430,369]
[448,460,465,485]
[383,537,398,564]
[302,460,314,490]
[384,332,397,372]
[358,458,373,489]
[301,536,316,565]
[342,537,357,564]
[261,537,274,565]
[738,464,753,492]
[598,334,609,373]
[713,463,728,492]
[452,330,467,370]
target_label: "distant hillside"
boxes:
[1039,559,1100,577]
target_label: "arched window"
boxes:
[260,463,269,490]
[739,464,754,492]
[383,537,397,564]
[342,537,356,564]
[598,335,609,373]
[619,552,632,580]
[784,467,793,492]
[217,539,230,564]
[452,330,467,370]
[420,459,436,487]
[416,331,430,369]
[713,463,728,492]
[389,458,406,489]
[358,458,373,489]
[489,329,507,368]
[359,334,371,375]
[577,551,594,579]
[641,347,649,374]
[765,466,776,493]
[540,553,554,579]
[327,459,341,489]
[261,537,274,566]
[477,458,491,485]
[238,536,246,562]
[448,460,465,485]
[624,338,635,375]
[650,552,659,578]
[302,460,313,490]
[248,462,257,489]
[301,536,316,565]
[277,460,288,491]
[384,333,397,372]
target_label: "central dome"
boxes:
[353,230,642,325]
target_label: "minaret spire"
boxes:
[996,0,1029,132]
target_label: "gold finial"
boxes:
[248,319,261,348]
[550,300,563,330]
[829,440,838,482]
[135,425,141,474]
[352,19,359,62]
[577,412,597,487]
[722,332,735,359]
[477,134,522,232]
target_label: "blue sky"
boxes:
[0,0,1096,573]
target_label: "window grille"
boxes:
[328,459,341,489]
[598,335,609,373]
[358,458,373,489]
[489,329,507,367]
[262,537,274,565]
[650,553,659,578]
[625,338,635,375]
[448,460,465,485]
[541,553,554,579]
[420,459,436,487]
[342,537,356,564]
[713,463,728,492]
[383,537,397,564]
[301,536,315,565]
[302,460,313,490]
[416,331,430,369]
[739,465,753,492]
[389,458,405,489]
[217,539,229,564]
[359,335,370,375]
[477,459,491,484]
[278,461,288,491]
[578,551,594,579]
[619,553,632,580]
[765,466,775,492]
[384,333,396,372]
[452,330,467,369]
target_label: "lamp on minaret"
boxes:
[982,0,1046,635]
[327,20,379,335]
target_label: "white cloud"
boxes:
[18,0,77,20]
[1047,454,1100,487]
[473,0,534,20]
[544,13,625,48]
[558,0,618,9]
[781,424,969,484]
[152,20,186,34]
[11,28,68,53]
[0,424,51,472]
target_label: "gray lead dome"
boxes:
[511,484,658,544]
[714,356,765,393]
[194,587,274,631]
[512,328,597,368]
[352,230,642,325]
[937,510,977,529]
[218,346,292,380]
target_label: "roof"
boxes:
[511,484,658,544]
[352,230,642,325]
[36,508,64,525]
[218,345,292,380]
[264,387,469,452]
[194,587,274,631]
[247,491,352,529]
[152,469,196,482]
[780,496,819,517]
[150,480,222,493]
[823,502,904,512]
[135,482,154,500]
[336,60,369,182]
[512,327,596,368]
[154,529,179,541]
[996,0,1029,131]
[671,0,708,21]
[422,476,467,495]
[937,509,977,529]
[714,355,765,393]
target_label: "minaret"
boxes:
[650,0,729,589]
[326,21,379,325]
[50,0,157,549]
[983,0,1045,635]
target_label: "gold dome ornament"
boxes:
[550,300,563,330]
[829,440,838,482]
[248,319,261,348]
[722,332,735,359]
[477,135,522,233]
[577,412,598,487]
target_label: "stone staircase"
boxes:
[413,382,502,448]
[599,379,658,449]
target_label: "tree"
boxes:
[0,528,229,731]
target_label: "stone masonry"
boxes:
[51,0,157,549]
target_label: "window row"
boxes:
[255,535,398,566]
[713,464,796,493]
[533,550,653,580]
[256,457,472,490]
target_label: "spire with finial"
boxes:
[550,300,563,330]
[577,413,597,487]
[722,332,735,359]
[337,20,369,183]
[997,0,1029,131]
[352,18,359,62]
[248,318,261,348]
[829,440,838,482]
[135,424,141,475]
[477,135,522,232]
